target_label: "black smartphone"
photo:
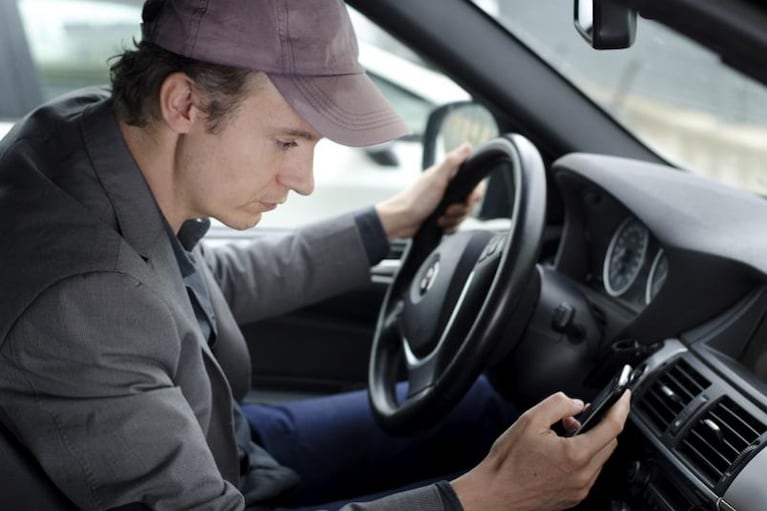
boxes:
[568,364,632,436]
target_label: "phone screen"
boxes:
[568,364,632,436]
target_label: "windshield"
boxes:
[473,0,767,196]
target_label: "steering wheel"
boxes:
[368,134,547,434]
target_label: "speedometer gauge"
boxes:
[645,250,669,304]
[603,217,650,297]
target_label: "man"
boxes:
[0,0,630,510]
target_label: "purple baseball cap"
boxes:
[141,0,410,147]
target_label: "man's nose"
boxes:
[280,160,315,196]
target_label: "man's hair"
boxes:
[110,41,255,133]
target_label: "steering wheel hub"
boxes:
[402,230,494,359]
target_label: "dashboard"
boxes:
[498,153,767,510]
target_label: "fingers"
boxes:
[443,203,473,219]
[467,179,487,205]
[425,143,472,179]
[574,390,631,451]
[437,178,485,233]
[562,415,581,434]
[528,392,586,429]
[560,390,628,490]
[437,201,473,233]
[443,143,473,175]
[441,189,482,218]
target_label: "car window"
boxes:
[473,0,767,197]
[17,0,142,100]
[368,73,433,138]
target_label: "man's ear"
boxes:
[158,72,200,134]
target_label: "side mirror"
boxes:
[422,101,498,169]
[574,0,637,50]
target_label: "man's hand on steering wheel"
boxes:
[375,143,482,239]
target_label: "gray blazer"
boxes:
[0,92,448,510]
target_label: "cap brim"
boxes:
[270,72,411,147]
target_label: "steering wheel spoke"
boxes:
[381,299,404,337]
[404,354,438,398]
[439,239,509,346]
[468,233,505,287]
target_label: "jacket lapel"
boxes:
[80,98,240,484]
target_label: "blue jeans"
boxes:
[241,376,517,510]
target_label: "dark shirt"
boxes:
[169,206,389,347]
[171,218,218,344]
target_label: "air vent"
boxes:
[678,396,766,487]
[636,358,710,433]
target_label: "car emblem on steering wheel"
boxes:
[419,261,440,295]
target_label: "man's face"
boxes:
[178,75,321,230]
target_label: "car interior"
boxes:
[3,0,767,509]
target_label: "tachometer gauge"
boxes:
[603,217,650,297]
[645,249,669,304]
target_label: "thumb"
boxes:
[529,392,586,428]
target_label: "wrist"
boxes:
[375,199,411,240]
[450,470,486,511]
[436,480,465,511]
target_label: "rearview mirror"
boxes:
[574,0,637,49]
[422,102,498,169]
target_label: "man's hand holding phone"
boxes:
[452,387,631,511]
[567,364,633,437]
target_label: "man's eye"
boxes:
[277,140,298,151]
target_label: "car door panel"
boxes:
[242,277,391,403]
